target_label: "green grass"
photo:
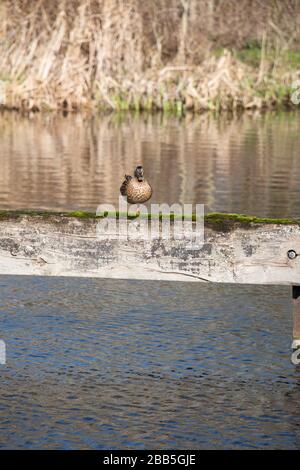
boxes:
[214,46,300,70]
[235,47,300,70]
[211,46,300,109]
[285,49,300,69]
[235,47,263,68]
[0,73,12,82]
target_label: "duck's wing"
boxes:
[120,175,132,196]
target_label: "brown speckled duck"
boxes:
[120,165,153,205]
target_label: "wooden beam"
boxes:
[292,286,300,364]
[0,210,299,285]
[292,286,300,344]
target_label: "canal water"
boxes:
[0,111,300,449]
[1,110,300,217]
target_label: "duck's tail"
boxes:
[120,174,132,196]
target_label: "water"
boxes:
[0,277,299,450]
[0,110,300,449]
[0,111,300,217]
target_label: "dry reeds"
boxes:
[0,0,299,113]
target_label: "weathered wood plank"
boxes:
[0,210,299,285]
[292,286,300,346]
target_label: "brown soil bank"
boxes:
[0,0,300,113]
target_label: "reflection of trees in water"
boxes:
[0,112,299,216]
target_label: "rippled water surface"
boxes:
[0,277,299,449]
[1,111,300,217]
[1,111,300,449]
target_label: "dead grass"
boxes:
[0,0,299,112]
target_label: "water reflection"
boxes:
[0,111,300,217]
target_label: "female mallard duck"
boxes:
[120,165,153,205]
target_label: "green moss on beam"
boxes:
[0,209,93,220]
[204,213,300,231]
[0,209,299,231]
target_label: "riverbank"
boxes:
[1,48,299,113]
[0,1,299,113]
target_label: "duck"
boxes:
[120,165,153,205]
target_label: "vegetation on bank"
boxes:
[0,0,299,113]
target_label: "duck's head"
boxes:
[134,165,144,182]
